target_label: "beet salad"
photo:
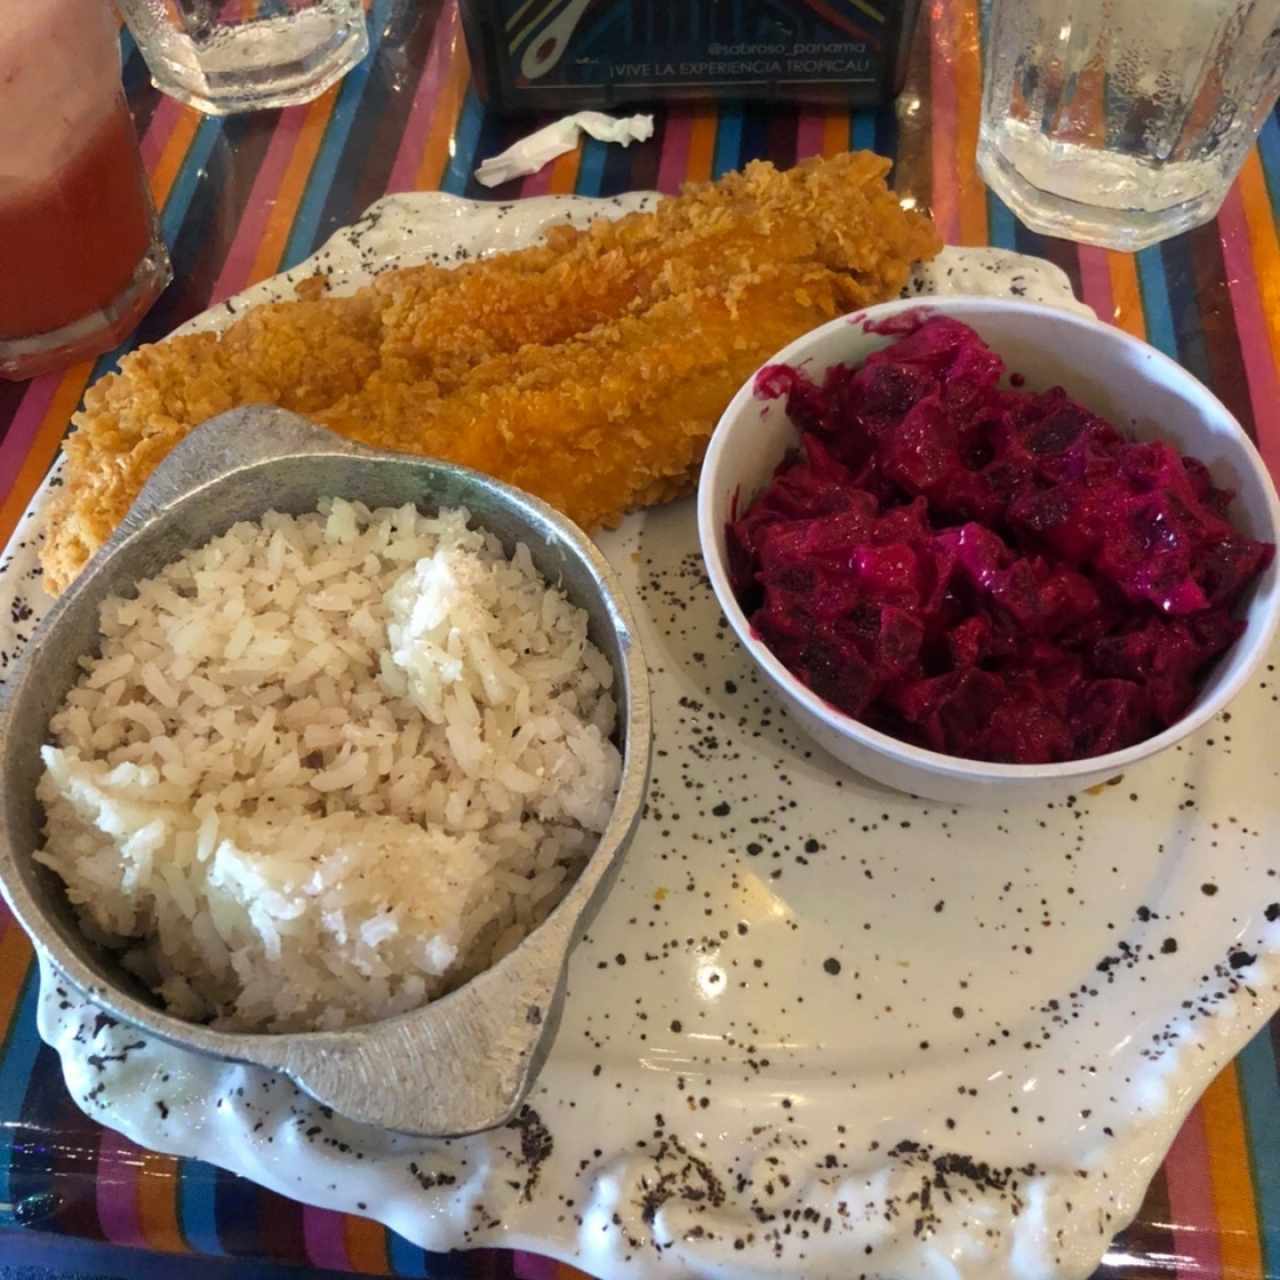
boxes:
[727,316,1274,765]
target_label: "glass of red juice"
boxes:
[0,0,172,381]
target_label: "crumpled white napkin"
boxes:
[474,112,655,188]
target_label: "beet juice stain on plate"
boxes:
[0,0,171,381]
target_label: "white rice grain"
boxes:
[35,500,621,1032]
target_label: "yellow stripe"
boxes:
[546,145,582,195]
[0,927,33,1044]
[148,108,203,209]
[821,110,849,159]
[686,111,718,184]
[415,24,471,191]
[343,1214,389,1273]
[139,1152,187,1253]
[954,0,987,246]
[246,86,342,285]
[1202,1063,1265,1279]
[1238,150,1280,367]
[1107,253,1146,340]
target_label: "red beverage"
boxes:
[0,0,171,379]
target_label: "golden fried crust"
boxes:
[42,153,940,593]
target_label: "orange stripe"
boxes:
[685,111,718,184]
[954,0,987,246]
[149,108,202,209]
[1201,1063,1265,1279]
[0,362,95,549]
[0,927,33,1043]
[1106,253,1146,340]
[546,146,583,196]
[138,1152,187,1254]
[343,1215,389,1273]
[1238,150,1280,367]
[821,109,849,159]
[245,87,342,285]
[415,32,472,191]
[555,1264,595,1279]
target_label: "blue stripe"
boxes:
[1258,113,1280,223]
[1134,244,1177,359]
[0,964,44,1226]
[851,111,876,153]
[1238,1024,1280,1277]
[283,0,392,265]
[440,89,486,196]
[577,137,609,197]
[387,1230,429,1276]
[178,1160,224,1256]
[986,191,1019,250]
[159,118,226,244]
[712,109,744,180]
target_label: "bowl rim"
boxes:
[0,410,653,1136]
[697,295,1280,786]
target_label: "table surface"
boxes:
[1,1,1278,1276]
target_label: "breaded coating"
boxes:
[43,153,939,593]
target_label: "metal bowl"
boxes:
[0,407,651,1136]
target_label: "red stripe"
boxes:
[795,113,827,161]
[0,374,62,499]
[386,0,462,194]
[928,1,959,243]
[1075,245,1115,325]
[1218,185,1280,474]
[96,1129,146,1247]
[209,106,310,303]
[656,111,694,195]
[1163,1104,1225,1277]
[303,1206,352,1268]
[137,93,185,175]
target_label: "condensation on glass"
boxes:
[978,0,1280,250]
[117,0,370,115]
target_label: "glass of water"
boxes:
[978,0,1280,251]
[118,0,370,115]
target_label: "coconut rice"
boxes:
[35,500,622,1032]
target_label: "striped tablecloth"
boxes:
[1,1,1278,1275]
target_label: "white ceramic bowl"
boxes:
[697,297,1280,805]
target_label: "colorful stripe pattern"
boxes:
[0,1,1278,1274]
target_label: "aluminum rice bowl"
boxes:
[0,407,651,1137]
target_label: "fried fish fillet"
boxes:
[42,152,939,593]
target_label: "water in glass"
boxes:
[978,0,1280,250]
[117,0,369,115]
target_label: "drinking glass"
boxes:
[117,0,370,115]
[978,0,1280,251]
[0,0,172,382]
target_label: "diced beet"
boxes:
[795,638,878,718]
[1069,679,1152,756]
[853,542,922,608]
[946,615,990,668]
[1194,533,1274,607]
[988,558,1100,639]
[979,697,1074,764]
[937,523,1010,591]
[727,316,1272,764]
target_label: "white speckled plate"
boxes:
[2,193,1278,1280]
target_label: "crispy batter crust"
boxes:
[43,153,939,593]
